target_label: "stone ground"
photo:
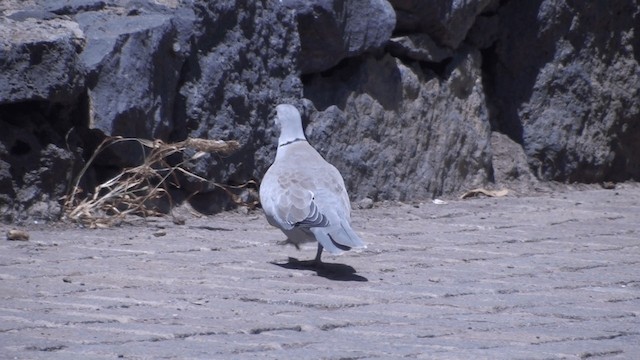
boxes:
[1,185,639,359]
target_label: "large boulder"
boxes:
[487,0,640,182]
[0,0,302,220]
[76,9,193,142]
[387,33,454,63]
[388,0,498,49]
[283,0,396,74]
[304,50,492,200]
[172,1,302,213]
[0,103,81,222]
[2,0,639,222]
[490,132,539,194]
[0,16,85,103]
[0,12,86,221]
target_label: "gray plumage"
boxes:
[259,104,366,263]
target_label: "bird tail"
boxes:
[311,221,366,255]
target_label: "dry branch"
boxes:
[63,137,242,228]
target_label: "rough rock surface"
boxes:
[490,132,539,195]
[0,16,85,103]
[174,1,301,213]
[0,0,301,220]
[284,0,396,74]
[77,9,192,142]
[1,0,640,221]
[389,0,498,48]
[304,50,492,201]
[387,33,454,63]
[0,11,88,221]
[486,0,640,182]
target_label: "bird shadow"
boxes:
[271,257,368,282]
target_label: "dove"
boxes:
[259,104,366,265]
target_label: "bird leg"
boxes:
[314,243,324,266]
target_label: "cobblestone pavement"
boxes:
[1,186,639,359]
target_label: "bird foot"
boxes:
[276,239,301,250]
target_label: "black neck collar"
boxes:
[279,138,306,147]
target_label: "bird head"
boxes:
[275,104,306,146]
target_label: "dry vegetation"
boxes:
[63,137,243,228]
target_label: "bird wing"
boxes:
[259,141,365,254]
[260,166,328,230]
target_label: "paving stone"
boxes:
[1,185,639,359]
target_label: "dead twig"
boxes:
[62,137,242,228]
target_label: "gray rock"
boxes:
[0,0,301,220]
[387,34,454,63]
[490,132,539,194]
[356,197,374,209]
[0,118,77,222]
[487,0,640,182]
[0,144,14,222]
[0,16,86,104]
[175,0,302,213]
[5,9,59,21]
[283,0,396,74]
[2,0,639,222]
[40,0,108,15]
[304,50,492,201]
[388,0,497,49]
[75,8,193,144]
[465,13,499,49]
[0,11,87,221]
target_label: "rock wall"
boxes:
[0,0,302,220]
[1,0,639,221]
[486,0,640,182]
[304,50,492,201]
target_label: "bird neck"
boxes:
[279,137,306,147]
[277,122,306,147]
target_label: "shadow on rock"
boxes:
[272,257,368,282]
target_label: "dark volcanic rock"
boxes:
[490,132,539,194]
[304,50,492,200]
[70,6,195,168]
[0,0,302,220]
[0,13,87,221]
[0,16,85,104]
[0,103,81,222]
[486,0,640,182]
[1,0,639,221]
[387,33,454,63]
[76,10,192,141]
[174,0,302,213]
[283,0,396,74]
[388,0,498,48]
